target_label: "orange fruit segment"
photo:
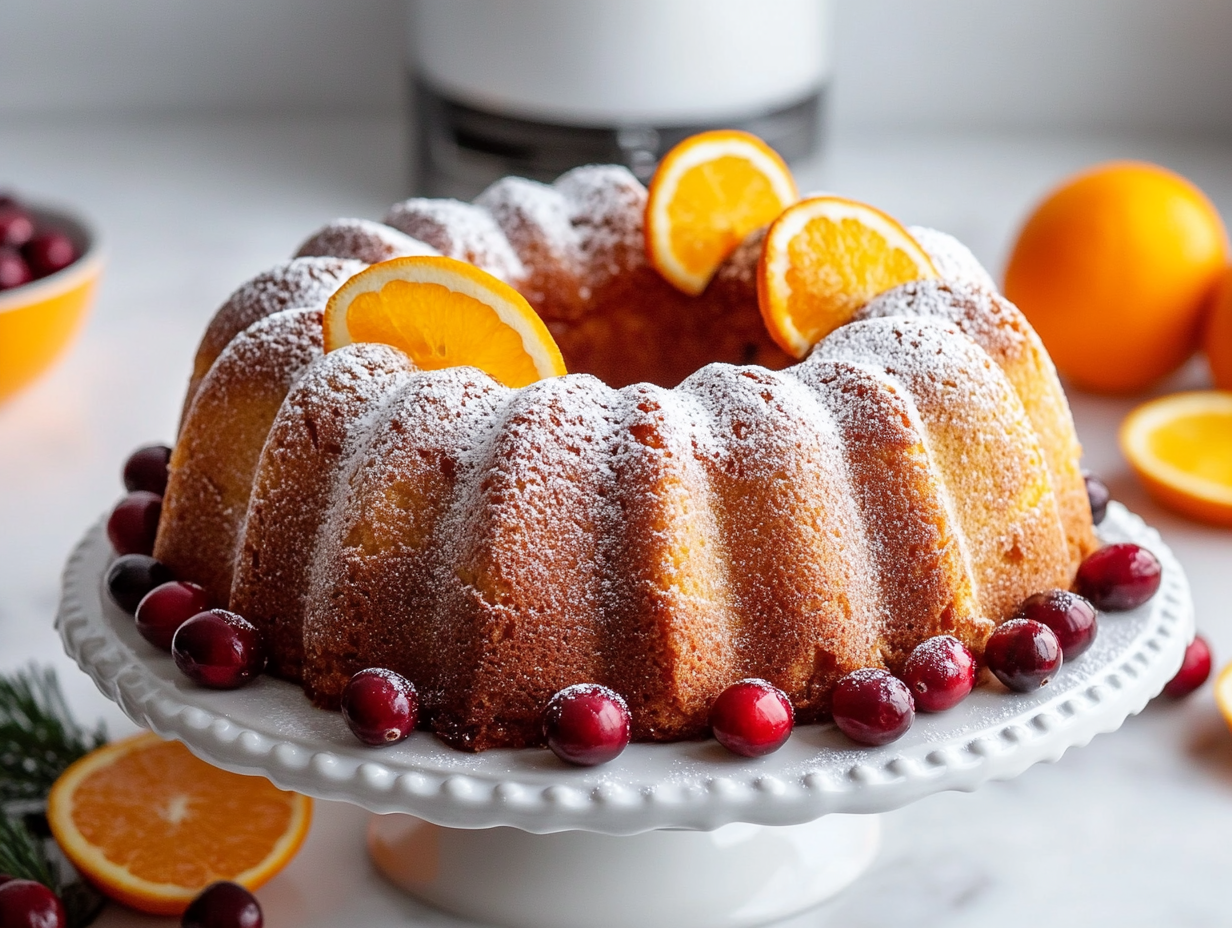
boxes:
[1120,390,1232,527]
[1005,161,1228,395]
[646,130,797,296]
[47,732,312,916]
[324,255,567,388]
[758,196,937,358]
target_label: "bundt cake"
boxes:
[154,163,1097,751]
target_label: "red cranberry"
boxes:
[341,668,419,746]
[901,635,975,712]
[123,443,173,495]
[0,875,12,888]
[182,881,262,928]
[985,618,1063,692]
[1016,590,1098,660]
[136,581,210,651]
[709,678,794,757]
[105,553,174,613]
[22,231,76,279]
[0,208,35,248]
[1075,543,1162,611]
[0,879,67,928]
[106,491,163,556]
[1083,471,1110,525]
[0,247,33,290]
[543,683,631,766]
[1162,634,1213,699]
[172,610,266,689]
[831,669,915,746]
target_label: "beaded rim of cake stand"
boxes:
[58,502,1192,835]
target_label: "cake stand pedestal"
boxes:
[57,504,1192,928]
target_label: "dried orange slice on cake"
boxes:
[646,130,798,295]
[324,255,566,388]
[1120,390,1232,527]
[47,732,312,915]
[758,197,937,358]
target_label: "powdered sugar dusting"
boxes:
[909,226,998,292]
[384,198,525,282]
[295,218,440,263]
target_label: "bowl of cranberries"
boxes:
[0,190,102,405]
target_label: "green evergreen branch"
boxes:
[0,811,56,887]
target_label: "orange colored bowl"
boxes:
[0,206,102,405]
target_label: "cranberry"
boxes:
[543,683,631,766]
[172,610,266,689]
[136,581,210,651]
[106,491,162,556]
[123,443,173,495]
[1016,589,1098,660]
[1083,471,1111,525]
[182,881,262,928]
[0,208,35,248]
[985,618,1062,692]
[105,553,174,613]
[0,879,66,928]
[831,669,915,746]
[0,247,33,290]
[901,635,975,712]
[709,678,794,757]
[23,231,76,278]
[0,875,11,888]
[1162,634,1213,699]
[341,668,419,746]
[1075,543,1162,611]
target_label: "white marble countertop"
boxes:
[2,116,1230,927]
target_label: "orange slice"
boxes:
[1120,390,1232,527]
[1215,661,1232,732]
[47,732,312,916]
[646,130,797,296]
[758,196,938,358]
[324,255,566,388]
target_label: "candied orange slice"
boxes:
[758,196,937,358]
[324,255,566,388]
[646,130,797,296]
[47,732,312,916]
[1120,390,1232,527]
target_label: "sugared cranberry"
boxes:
[1016,589,1098,660]
[182,881,262,928]
[136,581,210,651]
[709,678,794,757]
[0,879,67,928]
[105,553,174,613]
[985,618,1062,692]
[901,635,975,712]
[831,669,915,746]
[106,491,162,556]
[0,247,33,290]
[1162,634,1213,699]
[123,443,172,495]
[1075,543,1162,611]
[0,208,35,248]
[172,610,266,689]
[22,231,76,279]
[543,683,631,766]
[1083,471,1110,525]
[0,874,12,888]
[341,668,419,746]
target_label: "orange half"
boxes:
[1120,390,1232,527]
[324,255,566,388]
[47,733,312,916]
[758,196,937,358]
[646,130,797,296]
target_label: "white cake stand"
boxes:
[57,503,1192,928]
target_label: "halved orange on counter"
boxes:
[47,732,312,915]
[324,255,567,388]
[758,196,937,359]
[646,130,798,296]
[1120,390,1232,527]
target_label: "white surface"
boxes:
[2,117,1232,923]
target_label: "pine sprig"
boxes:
[0,810,56,886]
[0,664,106,803]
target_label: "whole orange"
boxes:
[1004,161,1228,394]
[1203,266,1232,390]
